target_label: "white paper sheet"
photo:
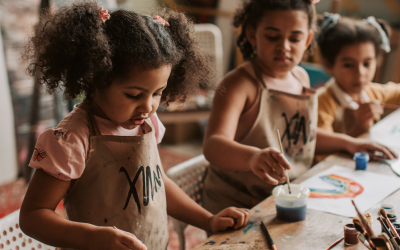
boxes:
[369,109,400,176]
[300,165,400,217]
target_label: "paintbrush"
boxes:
[382,103,400,110]
[379,209,400,246]
[276,129,291,194]
[380,209,400,238]
[378,217,394,238]
[352,200,375,237]
[371,234,393,250]
[261,221,277,250]
[325,237,344,250]
[354,217,377,250]
[358,233,373,250]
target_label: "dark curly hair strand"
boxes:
[24,2,215,103]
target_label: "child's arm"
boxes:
[163,174,249,233]
[315,128,397,160]
[203,75,291,185]
[20,169,146,250]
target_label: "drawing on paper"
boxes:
[309,174,364,198]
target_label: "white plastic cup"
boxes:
[272,184,310,222]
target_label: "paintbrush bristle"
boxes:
[379,208,388,218]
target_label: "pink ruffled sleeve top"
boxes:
[29,105,166,181]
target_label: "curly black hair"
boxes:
[23,2,215,103]
[233,0,316,61]
[317,17,390,66]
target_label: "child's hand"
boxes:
[207,207,250,233]
[88,226,147,250]
[353,101,383,132]
[249,147,291,185]
[345,138,398,160]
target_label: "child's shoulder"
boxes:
[219,62,259,91]
[56,105,90,136]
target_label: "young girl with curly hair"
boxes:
[202,0,397,215]
[19,3,249,249]
[316,14,400,137]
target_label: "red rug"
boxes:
[0,146,206,249]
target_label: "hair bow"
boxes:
[99,7,110,23]
[367,16,391,53]
[317,12,341,44]
[154,15,170,26]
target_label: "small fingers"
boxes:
[255,169,279,185]
[221,207,249,229]
[218,217,235,230]
[115,227,147,250]
[238,208,250,226]
[369,144,396,160]
[120,236,147,250]
[270,149,291,170]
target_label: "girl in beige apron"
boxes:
[20,3,251,249]
[63,109,169,249]
[203,61,318,214]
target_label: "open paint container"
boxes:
[272,184,310,222]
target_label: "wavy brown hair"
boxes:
[23,2,215,103]
[233,0,316,61]
[317,17,390,66]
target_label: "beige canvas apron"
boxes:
[62,110,169,250]
[203,61,318,214]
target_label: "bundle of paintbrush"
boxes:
[351,200,400,250]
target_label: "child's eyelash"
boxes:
[125,93,141,99]
[125,93,162,99]
[266,36,279,41]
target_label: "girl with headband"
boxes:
[317,13,400,137]
[19,3,249,249]
[202,0,397,216]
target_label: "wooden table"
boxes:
[193,154,399,250]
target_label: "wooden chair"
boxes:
[166,155,209,250]
[194,23,224,81]
[0,210,56,250]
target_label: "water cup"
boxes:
[353,152,369,170]
[272,184,310,222]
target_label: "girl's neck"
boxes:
[335,81,362,102]
[255,57,290,80]
[81,99,110,120]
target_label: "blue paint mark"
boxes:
[243,221,257,234]
[255,210,260,213]
[205,241,216,245]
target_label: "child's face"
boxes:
[93,65,171,129]
[247,10,313,75]
[326,42,377,95]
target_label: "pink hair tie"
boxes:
[311,0,321,3]
[99,7,110,23]
[154,15,170,26]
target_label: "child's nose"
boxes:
[137,96,152,114]
[277,39,291,52]
[357,65,368,77]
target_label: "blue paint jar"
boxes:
[272,184,310,222]
[353,152,369,170]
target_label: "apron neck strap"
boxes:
[85,109,102,137]
[251,60,267,89]
[251,59,306,90]
[79,103,101,136]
